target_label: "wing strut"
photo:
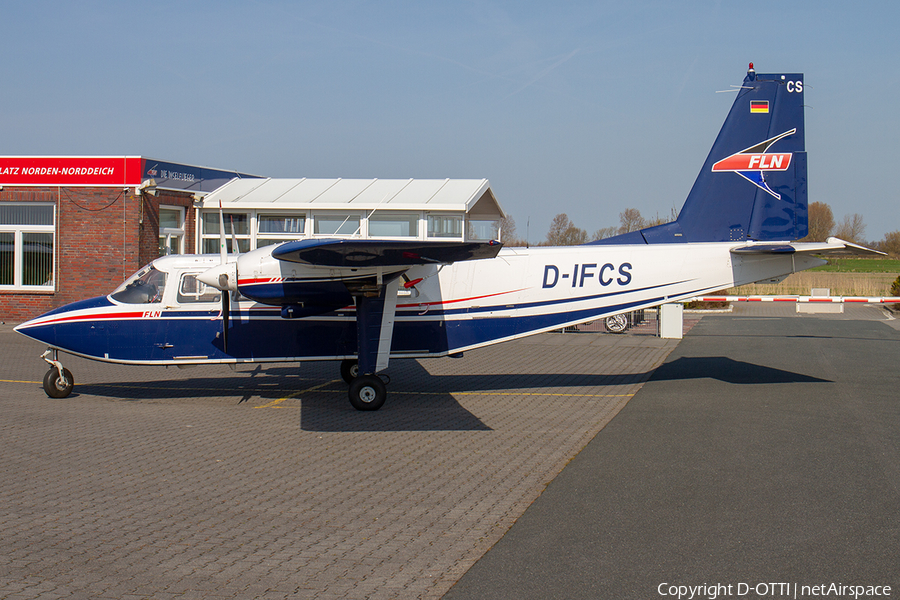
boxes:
[355,275,400,375]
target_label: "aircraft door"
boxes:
[170,271,231,359]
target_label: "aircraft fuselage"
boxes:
[15,243,822,366]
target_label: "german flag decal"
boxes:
[750,100,769,114]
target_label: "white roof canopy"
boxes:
[197,177,505,218]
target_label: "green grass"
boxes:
[809,257,900,273]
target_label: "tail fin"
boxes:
[595,64,807,245]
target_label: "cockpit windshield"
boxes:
[110,265,167,304]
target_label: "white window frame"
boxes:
[312,212,363,237]
[426,213,464,240]
[199,211,251,254]
[256,213,307,249]
[466,218,500,242]
[158,205,185,256]
[367,212,421,239]
[0,203,55,291]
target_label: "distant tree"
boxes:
[834,213,866,244]
[879,230,900,257]
[642,206,679,229]
[545,213,588,246]
[498,215,526,246]
[591,226,618,241]
[802,201,835,242]
[645,214,667,228]
[617,208,645,235]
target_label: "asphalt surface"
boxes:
[445,304,900,599]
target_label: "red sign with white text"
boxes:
[0,156,143,186]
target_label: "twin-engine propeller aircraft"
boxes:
[15,64,882,410]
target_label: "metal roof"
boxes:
[196,178,505,218]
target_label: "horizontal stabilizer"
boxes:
[272,238,502,267]
[730,237,886,256]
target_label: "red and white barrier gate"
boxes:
[688,296,900,304]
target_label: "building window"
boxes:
[368,213,419,238]
[158,206,185,256]
[427,214,463,239]
[466,219,500,241]
[0,203,55,290]
[314,213,360,236]
[257,214,306,248]
[201,212,250,254]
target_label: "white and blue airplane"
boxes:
[15,64,879,410]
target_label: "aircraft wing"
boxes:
[271,238,502,267]
[730,237,886,256]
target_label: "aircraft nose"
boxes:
[197,262,238,292]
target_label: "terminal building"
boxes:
[0,156,504,321]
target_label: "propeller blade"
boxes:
[218,200,228,264]
[222,291,230,353]
[229,213,240,255]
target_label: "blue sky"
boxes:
[3,1,898,243]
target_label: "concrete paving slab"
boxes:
[0,317,688,600]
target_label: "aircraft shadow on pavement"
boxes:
[649,356,831,384]
[39,355,830,430]
[65,360,662,433]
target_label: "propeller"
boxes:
[218,201,230,353]
[221,281,230,352]
[197,202,240,353]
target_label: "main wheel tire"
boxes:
[604,314,629,333]
[348,374,386,411]
[340,359,359,384]
[43,367,74,399]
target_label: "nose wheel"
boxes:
[41,349,74,398]
[43,367,75,398]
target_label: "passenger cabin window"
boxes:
[110,266,167,304]
[177,273,221,304]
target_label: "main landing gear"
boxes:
[340,359,387,411]
[41,349,74,398]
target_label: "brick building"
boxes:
[0,157,257,321]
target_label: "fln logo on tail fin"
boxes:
[711,128,796,199]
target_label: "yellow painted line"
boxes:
[450,392,634,398]
[255,379,342,409]
[261,389,635,407]
[3,375,633,403]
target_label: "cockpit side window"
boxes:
[110,266,167,304]
[177,273,221,304]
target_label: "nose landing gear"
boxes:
[41,349,74,398]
